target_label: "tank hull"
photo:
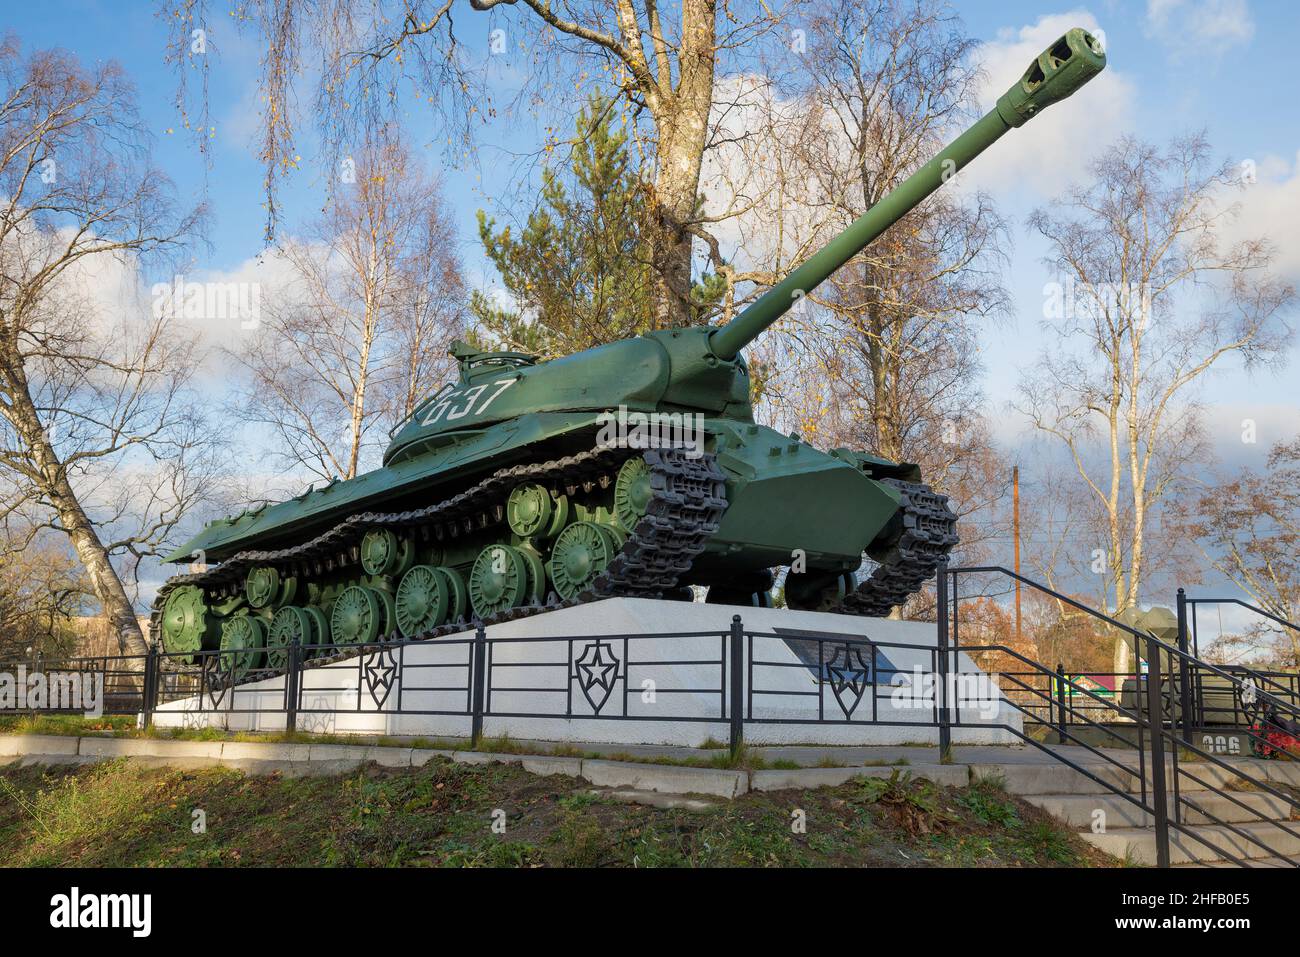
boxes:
[156,411,954,665]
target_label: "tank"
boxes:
[153,29,1107,668]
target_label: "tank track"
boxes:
[149,445,728,660]
[151,452,953,671]
[830,478,959,618]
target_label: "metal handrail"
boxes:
[1185,596,1300,634]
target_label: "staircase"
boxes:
[977,760,1300,866]
[945,565,1300,868]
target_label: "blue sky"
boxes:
[10,2,1293,420]
[7,1,1299,635]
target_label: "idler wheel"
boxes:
[469,545,529,618]
[547,521,616,600]
[374,587,397,638]
[517,545,547,604]
[436,566,469,624]
[395,564,450,637]
[302,605,331,655]
[219,615,266,678]
[160,585,215,663]
[331,585,382,645]
[785,569,857,612]
[613,456,653,534]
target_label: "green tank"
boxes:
[153,29,1107,667]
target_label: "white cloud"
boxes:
[698,73,827,274]
[696,16,1136,291]
[1200,401,1300,462]
[220,80,267,149]
[958,11,1135,200]
[1226,151,1300,284]
[42,237,150,336]
[21,231,294,387]
[170,251,300,358]
[1144,0,1255,57]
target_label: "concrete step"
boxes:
[1167,762,1253,791]
[1117,760,1251,792]
[971,763,1138,795]
[1222,759,1300,788]
[975,760,1256,796]
[1082,821,1300,865]
[1027,790,1295,828]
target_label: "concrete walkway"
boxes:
[2,733,1103,795]
[418,736,1151,770]
[4,733,1293,803]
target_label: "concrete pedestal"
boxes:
[153,598,1022,747]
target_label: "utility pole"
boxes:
[1013,465,1022,644]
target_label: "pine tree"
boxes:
[472,96,723,358]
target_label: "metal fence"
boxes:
[1,613,1015,753]
[122,617,999,748]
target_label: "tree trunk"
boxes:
[347,245,382,480]
[348,314,374,481]
[56,494,147,659]
[649,132,707,327]
[1,358,147,659]
[646,0,715,328]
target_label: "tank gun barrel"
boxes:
[708,27,1106,362]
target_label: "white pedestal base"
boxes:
[154,598,1022,747]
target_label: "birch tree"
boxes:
[231,135,464,483]
[0,40,211,657]
[775,0,1006,456]
[1176,439,1300,666]
[0,525,90,659]
[1016,134,1294,669]
[708,0,1009,567]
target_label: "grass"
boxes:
[0,714,138,735]
[0,757,1117,868]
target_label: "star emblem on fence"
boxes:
[825,643,871,719]
[202,653,229,710]
[574,640,620,714]
[361,647,399,709]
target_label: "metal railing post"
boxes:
[1144,630,1172,868]
[1055,663,1067,745]
[470,621,487,748]
[141,643,159,729]
[935,562,951,757]
[729,615,745,759]
[1175,588,1193,744]
[285,639,300,735]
